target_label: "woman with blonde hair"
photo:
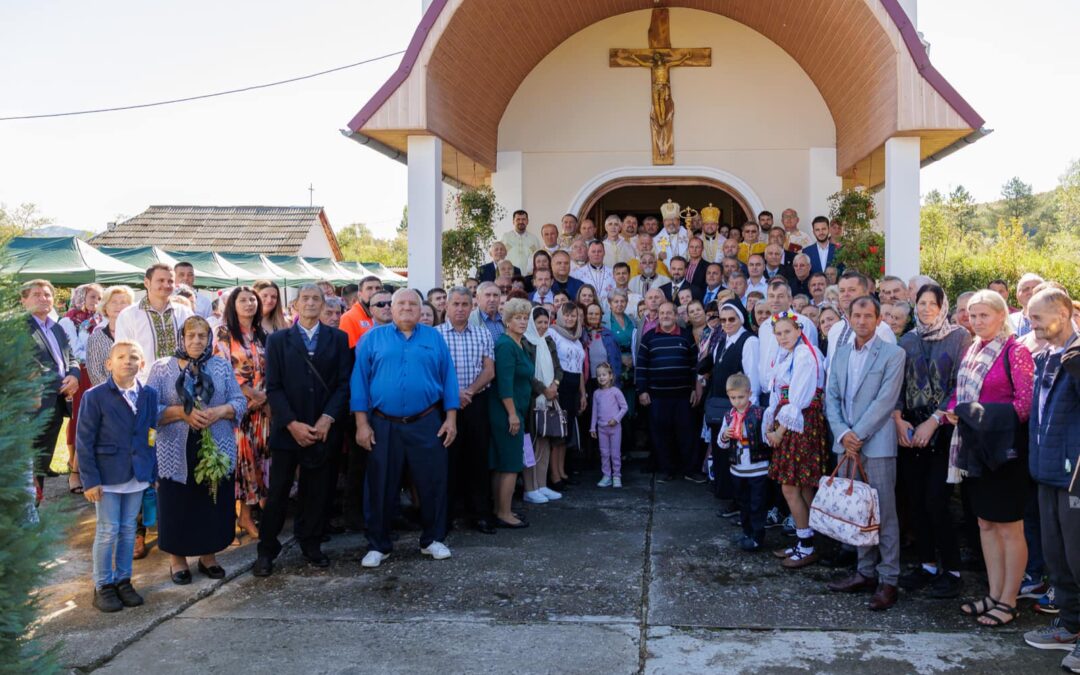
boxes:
[944,289,1034,627]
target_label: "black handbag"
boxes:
[704,396,732,427]
[534,400,567,439]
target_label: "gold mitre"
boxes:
[660,199,681,221]
[700,203,720,224]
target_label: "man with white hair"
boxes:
[1010,273,1046,337]
[477,241,520,282]
[601,214,636,266]
[351,288,460,568]
[906,275,937,305]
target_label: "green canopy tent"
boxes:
[360,262,409,287]
[165,250,256,287]
[98,245,238,289]
[217,252,310,287]
[2,236,145,286]
[303,257,366,285]
[337,261,379,280]
[265,255,339,284]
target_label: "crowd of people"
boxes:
[22,201,1080,671]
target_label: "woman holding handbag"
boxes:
[894,283,971,599]
[548,303,587,490]
[522,307,564,504]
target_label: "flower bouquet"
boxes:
[192,406,230,504]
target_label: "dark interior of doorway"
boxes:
[585,184,748,231]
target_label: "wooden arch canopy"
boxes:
[346,0,986,189]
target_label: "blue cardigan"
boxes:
[76,377,159,490]
[1029,340,1080,488]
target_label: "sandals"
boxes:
[960,595,996,616]
[976,601,1017,627]
[68,474,84,494]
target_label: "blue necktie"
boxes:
[126,389,138,412]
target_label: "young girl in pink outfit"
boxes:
[590,363,628,487]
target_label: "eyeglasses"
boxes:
[706,315,719,321]
[719,317,740,324]
[372,301,391,308]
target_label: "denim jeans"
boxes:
[93,490,143,588]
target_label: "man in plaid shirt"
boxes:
[437,287,496,533]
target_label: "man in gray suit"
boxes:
[824,295,906,611]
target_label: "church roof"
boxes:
[345,0,986,189]
[90,205,343,260]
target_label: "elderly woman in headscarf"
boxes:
[59,283,104,493]
[521,306,564,504]
[893,283,972,600]
[146,316,246,585]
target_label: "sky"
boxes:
[1,0,1077,239]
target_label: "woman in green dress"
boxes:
[488,298,536,529]
[607,289,637,442]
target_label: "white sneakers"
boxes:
[523,490,549,504]
[421,542,452,560]
[538,487,562,500]
[612,477,623,488]
[597,476,613,488]
[361,550,389,568]
[362,543,452,567]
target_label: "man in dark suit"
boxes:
[23,280,80,498]
[254,284,351,576]
[476,241,521,282]
[806,216,838,275]
[662,256,703,306]
[782,252,814,299]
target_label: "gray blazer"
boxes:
[826,338,906,459]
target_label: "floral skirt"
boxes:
[767,396,828,488]
[234,408,271,505]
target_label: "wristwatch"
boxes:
[931,412,945,425]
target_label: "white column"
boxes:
[407,135,443,293]
[491,151,523,237]
[807,147,841,221]
[883,136,921,280]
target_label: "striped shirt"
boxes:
[437,321,495,392]
[635,326,695,397]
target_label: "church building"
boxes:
[344,0,986,291]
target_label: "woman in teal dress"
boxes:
[607,289,637,421]
[489,298,536,528]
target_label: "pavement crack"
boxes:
[637,473,656,675]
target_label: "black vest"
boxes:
[709,330,753,399]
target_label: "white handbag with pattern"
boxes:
[809,455,880,547]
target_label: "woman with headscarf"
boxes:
[146,316,246,584]
[59,283,104,494]
[521,306,564,504]
[763,311,827,570]
[547,302,587,490]
[944,290,1034,627]
[894,283,972,599]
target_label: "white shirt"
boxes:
[299,321,320,344]
[838,336,877,443]
[103,382,151,494]
[743,277,769,304]
[757,312,819,396]
[571,264,616,303]
[629,273,670,297]
[787,229,814,251]
[193,292,214,319]
[115,300,194,382]
[764,342,826,434]
[812,242,832,271]
[549,329,585,374]
[826,319,896,373]
[501,229,541,274]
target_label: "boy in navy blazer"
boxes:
[77,340,158,613]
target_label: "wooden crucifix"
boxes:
[610,8,711,165]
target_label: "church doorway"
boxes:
[579,177,751,232]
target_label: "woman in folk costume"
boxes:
[943,290,1034,627]
[763,310,828,569]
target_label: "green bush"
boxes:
[0,272,65,673]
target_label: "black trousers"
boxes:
[343,418,368,531]
[733,473,768,543]
[33,398,66,478]
[257,447,329,559]
[447,391,492,525]
[365,413,447,553]
[1038,484,1080,634]
[899,446,960,571]
[648,396,695,476]
[708,428,734,500]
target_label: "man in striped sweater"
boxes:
[636,301,703,483]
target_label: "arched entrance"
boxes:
[580,176,751,232]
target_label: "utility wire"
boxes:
[0,50,405,121]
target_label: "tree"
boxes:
[397,205,408,234]
[337,222,407,268]
[0,271,66,673]
[944,185,978,239]
[442,186,504,284]
[997,177,1037,224]
[1056,158,1080,235]
[0,203,54,244]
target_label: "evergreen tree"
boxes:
[997,177,1037,224]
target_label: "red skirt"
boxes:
[65,365,92,449]
[767,394,829,488]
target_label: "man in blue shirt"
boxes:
[352,288,459,568]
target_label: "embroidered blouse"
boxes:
[764,341,825,434]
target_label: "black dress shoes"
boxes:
[495,518,529,529]
[170,567,192,585]
[474,519,497,535]
[252,556,274,577]
[197,560,226,579]
[302,549,331,568]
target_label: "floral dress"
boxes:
[216,325,271,505]
[764,342,828,488]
